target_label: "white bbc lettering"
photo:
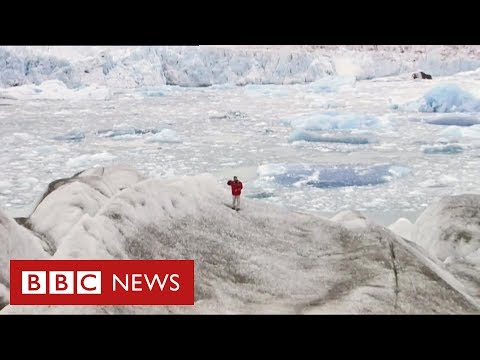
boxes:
[112,273,181,292]
[144,274,168,291]
[112,274,128,291]
[169,274,180,291]
[131,274,142,291]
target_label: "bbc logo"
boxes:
[10,259,194,305]
[22,271,102,294]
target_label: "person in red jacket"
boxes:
[227,176,243,210]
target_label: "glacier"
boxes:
[2,46,480,89]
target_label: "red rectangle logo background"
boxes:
[10,260,194,305]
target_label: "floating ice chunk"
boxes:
[209,111,249,120]
[438,126,464,139]
[415,84,480,113]
[145,129,181,143]
[422,144,464,154]
[427,116,480,126]
[96,127,161,138]
[288,112,381,131]
[53,131,85,142]
[438,125,480,139]
[292,170,321,187]
[387,166,412,178]
[288,130,370,144]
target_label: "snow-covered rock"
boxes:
[388,217,414,240]
[27,166,144,253]
[330,210,370,230]
[412,194,480,261]
[411,195,480,306]
[0,208,49,306]
[1,167,479,314]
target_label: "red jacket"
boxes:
[227,180,243,196]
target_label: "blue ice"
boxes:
[426,116,480,126]
[52,131,85,142]
[423,145,464,154]
[288,130,370,144]
[419,84,480,113]
[287,112,380,131]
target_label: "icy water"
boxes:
[2,75,480,225]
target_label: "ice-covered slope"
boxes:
[1,166,479,314]
[408,195,480,305]
[0,209,49,309]
[26,166,144,253]
[2,45,480,89]
[412,194,480,262]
